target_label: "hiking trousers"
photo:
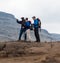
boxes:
[19,28,27,41]
[26,29,31,41]
[34,28,40,42]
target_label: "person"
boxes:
[25,18,32,41]
[37,18,41,32]
[16,17,27,41]
[32,16,40,42]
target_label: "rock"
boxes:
[0,44,6,51]
[0,51,8,57]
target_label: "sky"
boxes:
[0,0,60,34]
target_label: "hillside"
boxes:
[0,12,19,42]
[0,41,60,63]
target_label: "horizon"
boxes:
[0,0,60,34]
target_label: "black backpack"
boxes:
[37,18,41,28]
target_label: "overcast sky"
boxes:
[0,0,60,34]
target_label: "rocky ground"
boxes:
[0,41,60,63]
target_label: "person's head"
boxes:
[32,16,36,20]
[21,17,24,20]
[25,18,28,21]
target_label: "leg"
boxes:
[34,28,37,41]
[19,28,24,40]
[26,29,31,41]
[36,28,40,42]
[34,28,40,42]
[24,32,27,41]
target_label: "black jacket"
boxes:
[17,19,26,28]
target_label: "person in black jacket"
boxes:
[16,17,27,41]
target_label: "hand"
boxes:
[16,19,18,21]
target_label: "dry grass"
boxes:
[0,41,60,63]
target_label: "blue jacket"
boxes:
[34,19,39,28]
[25,21,31,29]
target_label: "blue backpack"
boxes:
[25,21,31,27]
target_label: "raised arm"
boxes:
[16,19,22,24]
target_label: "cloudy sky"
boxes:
[0,0,60,34]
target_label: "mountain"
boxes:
[0,11,19,42]
[0,11,60,42]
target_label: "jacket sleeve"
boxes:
[16,19,22,24]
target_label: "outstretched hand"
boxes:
[16,19,18,21]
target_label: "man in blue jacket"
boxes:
[32,16,40,42]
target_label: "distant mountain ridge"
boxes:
[0,11,60,42]
[0,11,15,19]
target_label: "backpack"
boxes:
[30,24,34,30]
[37,18,41,28]
[25,21,31,27]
